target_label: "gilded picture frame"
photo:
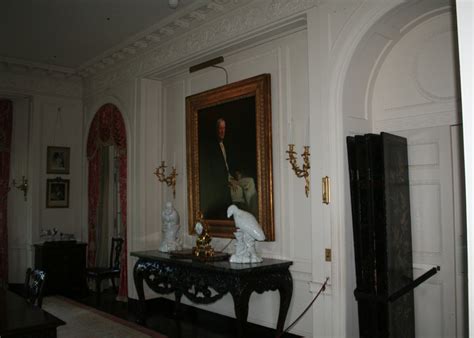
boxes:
[186,74,274,240]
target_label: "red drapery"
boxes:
[87,103,127,299]
[0,100,12,285]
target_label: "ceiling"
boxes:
[0,0,196,71]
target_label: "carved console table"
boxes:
[131,250,293,337]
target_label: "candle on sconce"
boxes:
[160,110,165,160]
[288,117,294,144]
[26,99,32,173]
[305,115,310,145]
[173,152,176,168]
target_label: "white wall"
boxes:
[1,69,83,282]
[37,97,84,235]
[8,97,31,283]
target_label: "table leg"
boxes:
[174,290,182,316]
[95,278,101,306]
[231,288,252,338]
[133,260,147,325]
[276,270,293,337]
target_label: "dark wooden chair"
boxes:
[24,268,46,308]
[86,237,124,305]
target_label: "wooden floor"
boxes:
[75,288,301,338]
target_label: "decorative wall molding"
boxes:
[413,29,458,102]
[0,56,77,80]
[380,100,458,121]
[0,66,82,99]
[84,0,316,97]
[374,109,460,132]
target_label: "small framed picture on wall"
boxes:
[46,178,69,208]
[47,146,70,174]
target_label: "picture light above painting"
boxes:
[185,73,275,240]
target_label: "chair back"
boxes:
[24,268,46,308]
[109,237,124,270]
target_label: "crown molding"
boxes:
[84,0,316,96]
[1,0,316,85]
[0,0,243,80]
[0,64,82,99]
[0,56,78,81]
[0,56,75,74]
[78,0,251,78]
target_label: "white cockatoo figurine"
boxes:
[227,204,265,263]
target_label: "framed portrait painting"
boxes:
[47,146,70,174]
[46,178,69,208]
[186,74,274,240]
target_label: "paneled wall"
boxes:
[8,97,30,283]
[159,29,313,336]
[1,70,83,283]
[36,97,84,239]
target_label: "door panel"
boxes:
[396,126,457,337]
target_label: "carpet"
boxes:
[42,296,166,338]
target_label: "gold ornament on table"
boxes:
[154,161,177,199]
[192,211,215,258]
[169,211,229,261]
[286,144,311,197]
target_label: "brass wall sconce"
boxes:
[12,176,28,201]
[154,161,177,199]
[286,144,311,197]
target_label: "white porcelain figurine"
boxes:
[159,201,182,252]
[227,204,265,263]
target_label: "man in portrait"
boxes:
[199,118,234,219]
[199,109,258,219]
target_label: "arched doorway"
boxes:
[86,103,128,300]
[339,1,465,336]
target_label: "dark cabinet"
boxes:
[34,241,87,297]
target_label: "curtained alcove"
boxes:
[86,103,128,299]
